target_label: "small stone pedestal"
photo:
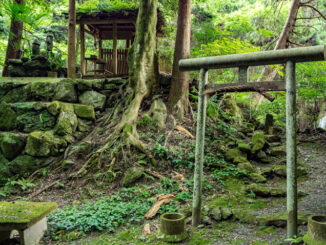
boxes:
[303,215,326,245]
[159,213,187,243]
[0,201,57,245]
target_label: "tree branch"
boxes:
[300,4,326,20]
[300,0,315,5]
[203,84,285,102]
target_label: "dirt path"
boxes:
[298,139,326,216]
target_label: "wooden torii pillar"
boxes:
[179,45,326,238]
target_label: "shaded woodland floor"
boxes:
[38,135,326,245]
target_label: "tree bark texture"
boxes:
[168,0,192,118]
[68,0,76,79]
[2,0,24,77]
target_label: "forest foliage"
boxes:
[0,0,325,126]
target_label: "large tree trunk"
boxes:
[253,0,301,105]
[68,0,76,79]
[168,0,192,119]
[118,0,159,134]
[74,0,159,176]
[2,0,24,77]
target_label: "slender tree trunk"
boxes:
[2,0,24,77]
[253,0,301,105]
[168,0,192,119]
[68,0,76,79]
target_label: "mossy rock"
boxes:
[238,142,251,153]
[16,110,56,133]
[209,207,222,221]
[245,184,286,197]
[79,91,106,110]
[0,132,25,161]
[9,155,52,176]
[238,162,256,173]
[267,145,286,156]
[271,165,308,178]
[257,212,307,227]
[251,131,266,154]
[0,86,30,103]
[225,148,248,164]
[28,81,58,101]
[25,131,66,157]
[106,77,127,85]
[0,102,16,131]
[76,79,93,91]
[250,173,267,183]
[104,83,118,90]
[55,111,78,136]
[232,209,258,224]
[256,150,270,163]
[73,104,95,120]
[47,101,61,116]
[122,167,144,187]
[0,154,10,183]
[92,79,105,90]
[53,81,77,102]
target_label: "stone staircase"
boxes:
[0,77,127,182]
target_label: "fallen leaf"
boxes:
[175,125,195,139]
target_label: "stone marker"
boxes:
[0,201,57,245]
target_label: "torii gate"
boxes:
[179,45,326,238]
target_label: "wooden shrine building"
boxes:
[77,9,164,78]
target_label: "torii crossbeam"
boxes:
[178,45,326,238]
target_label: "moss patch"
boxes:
[0,102,16,131]
[0,201,57,228]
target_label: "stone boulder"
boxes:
[0,132,25,161]
[28,81,57,101]
[251,131,266,154]
[79,91,106,110]
[47,101,61,116]
[0,154,10,183]
[54,104,78,136]
[9,155,50,177]
[0,103,16,131]
[73,104,95,120]
[25,131,66,157]
[122,167,144,187]
[225,148,248,164]
[53,81,77,102]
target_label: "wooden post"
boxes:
[99,39,102,59]
[192,68,208,227]
[239,66,248,83]
[68,0,76,79]
[80,24,85,76]
[286,60,297,238]
[113,23,118,75]
[126,39,130,49]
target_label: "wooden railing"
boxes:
[101,49,129,75]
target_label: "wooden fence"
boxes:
[101,49,129,75]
